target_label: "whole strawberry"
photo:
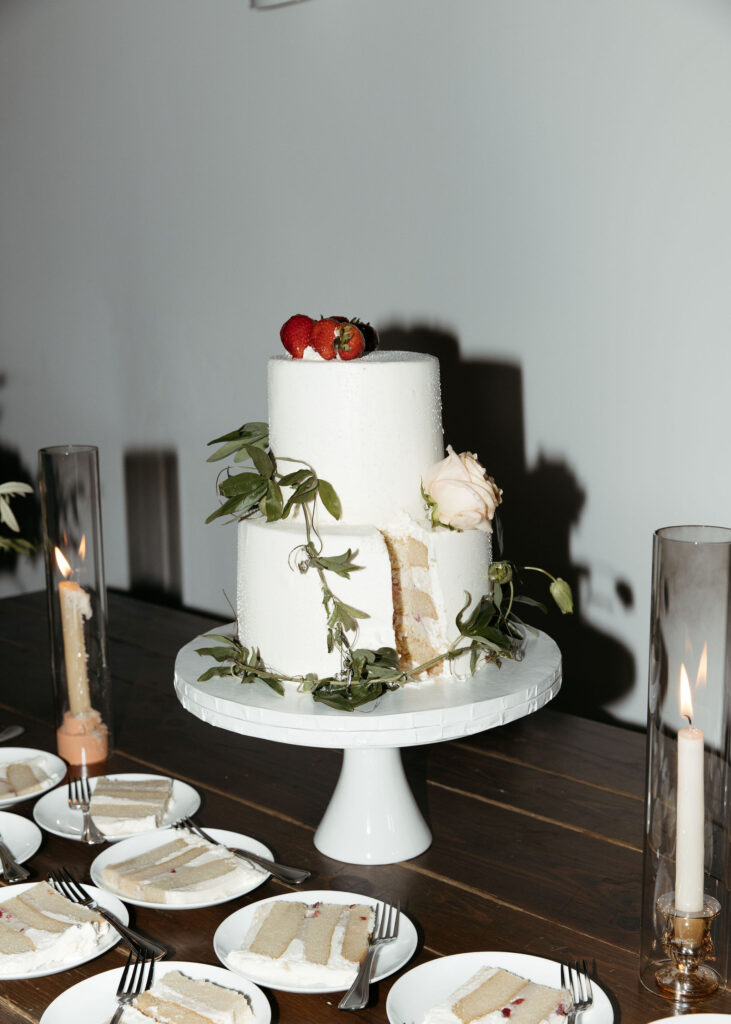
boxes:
[311,318,340,360]
[280,314,314,358]
[335,321,365,360]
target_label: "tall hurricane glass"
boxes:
[39,445,112,766]
[640,526,731,1001]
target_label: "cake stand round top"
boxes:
[174,627,562,750]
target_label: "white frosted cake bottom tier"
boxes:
[236,516,492,680]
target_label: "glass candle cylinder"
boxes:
[640,525,731,999]
[39,445,112,765]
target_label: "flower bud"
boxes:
[488,561,513,584]
[550,578,574,614]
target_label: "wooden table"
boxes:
[1,590,729,1024]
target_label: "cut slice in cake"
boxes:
[229,900,374,988]
[101,833,263,905]
[423,966,572,1024]
[90,777,173,835]
[0,881,108,977]
[119,969,254,1024]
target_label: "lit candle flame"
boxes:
[55,547,73,579]
[696,643,708,689]
[679,663,694,722]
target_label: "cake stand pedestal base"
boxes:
[314,746,431,864]
[174,626,561,865]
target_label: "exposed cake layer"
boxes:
[236,516,491,681]
[90,777,173,836]
[0,881,107,976]
[101,833,262,905]
[268,351,443,524]
[424,967,571,1024]
[119,969,254,1024]
[229,900,374,988]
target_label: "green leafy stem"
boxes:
[206,421,369,659]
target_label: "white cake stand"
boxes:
[174,629,561,866]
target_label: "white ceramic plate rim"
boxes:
[0,747,66,808]
[0,809,43,864]
[38,958,272,1024]
[0,881,127,980]
[385,951,614,1024]
[214,889,417,994]
[32,772,200,842]
[648,1017,731,1023]
[89,826,273,908]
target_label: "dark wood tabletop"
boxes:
[1,590,728,1024]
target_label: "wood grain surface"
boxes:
[0,590,728,1024]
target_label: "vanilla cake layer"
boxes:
[269,351,443,524]
[229,901,374,988]
[236,516,491,680]
[119,969,254,1024]
[0,881,108,976]
[102,833,262,905]
[424,967,571,1024]
[90,777,173,835]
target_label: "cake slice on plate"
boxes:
[423,966,572,1024]
[0,881,108,976]
[119,969,255,1023]
[101,833,262,905]
[90,777,173,835]
[229,900,374,988]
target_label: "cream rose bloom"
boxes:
[423,446,502,532]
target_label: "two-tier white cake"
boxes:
[235,350,494,682]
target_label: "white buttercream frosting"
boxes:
[268,351,443,524]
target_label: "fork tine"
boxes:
[59,866,86,901]
[582,960,593,1000]
[116,949,138,998]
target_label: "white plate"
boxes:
[39,959,271,1024]
[32,772,200,842]
[0,810,43,864]
[215,889,417,993]
[649,1018,731,1024]
[89,826,273,909]
[386,951,614,1024]
[0,747,66,808]
[0,881,127,980]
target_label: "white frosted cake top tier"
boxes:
[268,351,443,524]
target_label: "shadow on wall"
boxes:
[123,449,182,607]
[0,373,41,577]
[379,325,635,724]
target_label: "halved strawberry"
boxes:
[311,317,340,359]
[280,314,314,358]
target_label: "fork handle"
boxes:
[0,840,30,883]
[338,944,380,1011]
[97,907,168,960]
[79,808,106,845]
[231,847,311,884]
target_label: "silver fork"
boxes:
[0,829,30,883]
[338,900,400,1011]
[110,948,155,1024]
[172,816,311,884]
[67,774,106,845]
[48,867,169,960]
[561,960,593,1024]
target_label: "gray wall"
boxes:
[2,0,730,726]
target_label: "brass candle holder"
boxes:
[654,893,721,1001]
